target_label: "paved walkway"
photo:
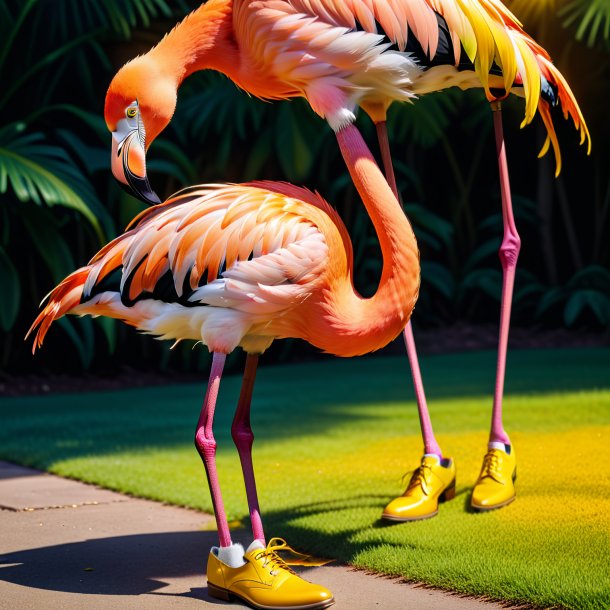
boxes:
[0,462,502,610]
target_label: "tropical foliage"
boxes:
[1,0,609,374]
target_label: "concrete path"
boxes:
[0,462,502,610]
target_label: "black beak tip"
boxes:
[116,175,162,207]
[140,186,162,206]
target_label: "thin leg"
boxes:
[231,353,265,544]
[490,103,521,445]
[194,352,232,547]
[375,121,442,457]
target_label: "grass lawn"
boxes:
[1,347,609,609]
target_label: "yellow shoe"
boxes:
[471,444,517,511]
[207,538,334,610]
[382,455,456,522]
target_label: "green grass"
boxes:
[1,348,609,609]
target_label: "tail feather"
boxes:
[536,54,591,176]
[26,268,89,354]
[515,34,591,176]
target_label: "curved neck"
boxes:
[308,125,420,357]
[149,0,237,86]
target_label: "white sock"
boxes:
[245,539,265,553]
[212,543,246,568]
[488,441,510,453]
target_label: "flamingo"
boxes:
[105,0,590,516]
[28,126,419,608]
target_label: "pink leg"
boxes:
[194,352,232,548]
[231,353,265,544]
[490,103,521,445]
[375,122,442,457]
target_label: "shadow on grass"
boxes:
[0,348,608,472]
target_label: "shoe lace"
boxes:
[481,449,503,482]
[403,461,434,496]
[254,538,332,577]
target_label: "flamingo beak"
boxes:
[111,118,160,206]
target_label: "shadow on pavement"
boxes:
[0,530,228,598]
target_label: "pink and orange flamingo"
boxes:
[104,0,590,517]
[29,128,419,608]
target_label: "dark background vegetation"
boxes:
[1,0,609,379]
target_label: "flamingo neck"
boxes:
[308,125,420,357]
[149,0,238,86]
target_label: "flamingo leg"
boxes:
[490,103,520,445]
[374,121,443,457]
[194,352,232,547]
[231,353,265,544]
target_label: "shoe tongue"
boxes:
[246,539,266,554]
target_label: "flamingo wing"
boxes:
[85,184,331,315]
[29,184,340,352]
[242,0,589,173]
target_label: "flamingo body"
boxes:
[232,0,589,167]
[105,0,589,188]
[29,178,419,358]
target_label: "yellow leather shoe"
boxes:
[471,444,517,511]
[207,538,334,609]
[382,455,456,522]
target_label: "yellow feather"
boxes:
[538,101,562,177]
[513,36,541,128]
[458,0,495,97]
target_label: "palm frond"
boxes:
[0,123,110,241]
[506,0,559,25]
[0,244,20,332]
[560,0,610,48]
[388,90,460,149]
[9,0,182,44]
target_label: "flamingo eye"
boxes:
[126,107,137,119]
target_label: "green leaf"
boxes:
[275,104,315,181]
[20,204,75,283]
[0,245,20,331]
[513,271,544,308]
[0,30,102,110]
[97,317,117,354]
[57,317,95,369]
[421,261,455,299]
[0,124,110,242]
[26,0,178,43]
[55,129,108,174]
[560,0,610,49]
[463,238,500,273]
[243,131,274,181]
[0,0,37,74]
[150,139,196,184]
[393,159,423,200]
[27,105,109,142]
[460,269,502,302]
[564,290,610,327]
[566,265,610,294]
[404,203,454,251]
[536,287,567,318]
[388,91,458,149]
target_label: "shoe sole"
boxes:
[381,509,439,522]
[380,482,456,523]
[208,582,335,610]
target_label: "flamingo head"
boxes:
[105,57,177,205]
